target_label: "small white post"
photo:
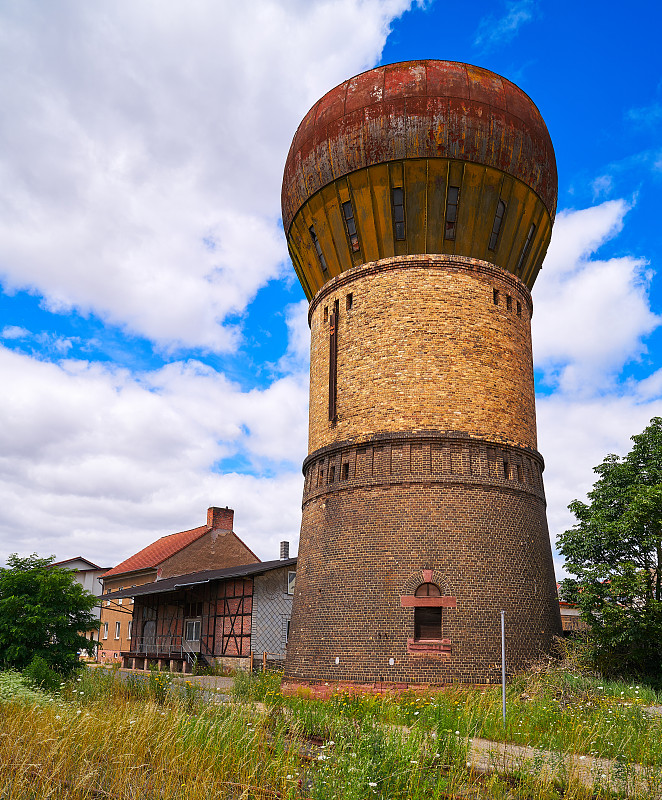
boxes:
[501,610,506,726]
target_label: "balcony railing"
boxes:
[131,635,201,657]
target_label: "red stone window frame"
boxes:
[400,574,456,657]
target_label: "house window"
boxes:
[342,200,360,252]
[103,622,108,639]
[185,620,201,642]
[114,621,120,640]
[392,187,406,240]
[287,571,296,595]
[444,186,460,240]
[128,621,132,640]
[118,598,123,605]
[489,200,506,250]
[413,583,442,641]
[185,601,203,617]
[309,225,328,272]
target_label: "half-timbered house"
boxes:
[102,557,297,672]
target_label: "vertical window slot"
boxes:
[341,462,349,480]
[516,223,536,274]
[517,301,522,317]
[328,464,336,483]
[489,200,506,251]
[493,289,499,305]
[444,186,460,240]
[309,225,328,272]
[346,293,353,311]
[323,306,328,322]
[329,305,338,423]
[391,187,406,240]
[342,201,360,252]
[506,295,512,311]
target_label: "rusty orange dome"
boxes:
[282,60,556,232]
[282,60,557,298]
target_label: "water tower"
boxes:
[282,60,562,684]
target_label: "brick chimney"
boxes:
[280,541,290,560]
[207,506,234,531]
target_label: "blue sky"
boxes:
[0,0,660,577]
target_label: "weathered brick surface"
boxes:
[285,254,562,684]
[308,256,537,454]
[287,472,561,684]
[159,530,258,580]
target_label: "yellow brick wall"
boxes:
[98,571,155,663]
[308,254,537,454]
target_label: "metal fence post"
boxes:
[501,610,506,726]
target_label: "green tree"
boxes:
[0,554,98,676]
[559,417,662,679]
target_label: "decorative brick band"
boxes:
[308,254,534,324]
[302,433,546,506]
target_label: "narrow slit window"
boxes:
[346,293,353,311]
[503,460,510,479]
[516,223,536,274]
[328,464,336,483]
[516,301,522,317]
[342,201,360,252]
[489,200,506,251]
[517,465,523,482]
[444,186,460,240]
[506,295,512,311]
[341,462,349,480]
[493,288,499,305]
[392,187,406,240]
[309,225,328,272]
[323,306,328,322]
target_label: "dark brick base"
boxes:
[285,434,562,684]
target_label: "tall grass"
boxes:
[0,664,660,799]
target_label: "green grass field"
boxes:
[0,662,660,799]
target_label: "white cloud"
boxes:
[538,394,662,579]
[531,199,662,577]
[474,0,534,50]
[1,326,29,339]
[532,200,660,394]
[0,0,414,352]
[627,101,662,126]
[591,174,613,200]
[0,344,309,567]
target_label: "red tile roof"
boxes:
[103,525,208,578]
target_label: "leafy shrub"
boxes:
[23,654,64,692]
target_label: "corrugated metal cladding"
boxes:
[282,60,556,232]
[281,60,557,300]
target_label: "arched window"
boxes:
[414,583,442,640]
[414,582,441,597]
